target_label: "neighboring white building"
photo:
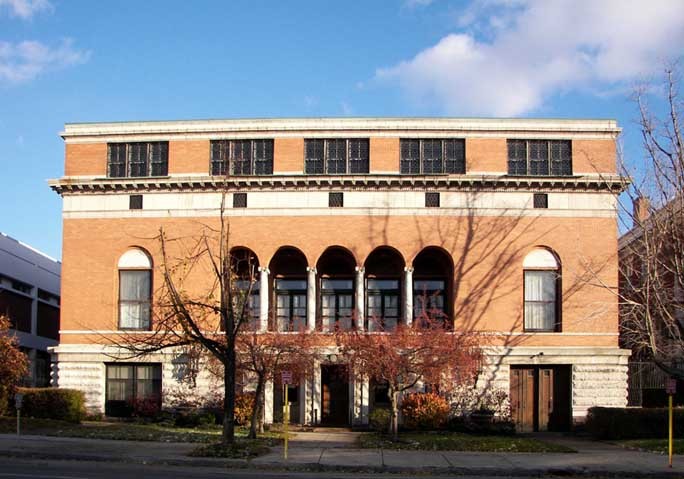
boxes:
[0,232,61,387]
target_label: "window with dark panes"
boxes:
[107,142,168,178]
[444,139,466,174]
[507,140,572,176]
[235,279,260,329]
[422,139,443,174]
[533,193,548,209]
[401,139,465,174]
[129,195,143,210]
[210,140,273,176]
[413,279,446,320]
[328,192,343,207]
[119,270,151,330]
[275,279,307,332]
[366,279,400,331]
[348,139,369,173]
[233,192,247,208]
[321,279,354,331]
[305,139,369,174]
[105,363,162,417]
[305,139,325,174]
[425,192,440,207]
[326,139,347,174]
[0,289,32,332]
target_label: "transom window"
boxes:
[366,279,400,331]
[400,139,465,174]
[305,139,369,174]
[321,279,354,331]
[523,248,561,332]
[507,140,572,176]
[211,139,274,176]
[275,279,307,332]
[108,142,168,178]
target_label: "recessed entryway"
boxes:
[510,365,571,432]
[321,364,350,426]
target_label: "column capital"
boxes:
[404,266,414,273]
[355,266,365,274]
[306,266,317,274]
[258,266,270,274]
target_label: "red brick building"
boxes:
[49,118,629,431]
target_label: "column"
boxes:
[404,266,414,326]
[355,266,365,330]
[259,267,269,331]
[306,266,316,332]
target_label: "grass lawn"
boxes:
[617,438,684,455]
[358,431,576,453]
[0,416,282,445]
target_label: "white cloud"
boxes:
[0,38,90,84]
[0,0,52,19]
[376,0,684,116]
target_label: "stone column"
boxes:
[404,266,414,326]
[306,267,317,331]
[355,266,365,330]
[259,267,269,331]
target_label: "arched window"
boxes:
[412,247,453,324]
[230,247,260,329]
[118,248,152,330]
[365,247,404,331]
[269,247,308,332]
[317,246,356,331]
[523,248,560,332]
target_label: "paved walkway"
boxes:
[0,431,681,477]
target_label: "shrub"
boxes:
[17,387,86,423]
[128,395,162,419]
[234,392,255,426]
[174,410,215,428]
[448,386,511,418]
[446,415,516,435]
[400,392,450,430]
[369,407,390,433]
[586,407,684,439]
[0,315,28,416]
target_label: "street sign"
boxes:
[14,393,23,410]
[666,378,677,395]
[281,370,293,385]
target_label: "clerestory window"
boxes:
[507,139,572,176]
[400,139,465,174]
[108,142,168,178]
[211,139,274,176]
[305,139,369,174]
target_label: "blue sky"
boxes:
[1,0,683,260]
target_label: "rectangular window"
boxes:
[129,195,143,210]
[425,192,440,208]
[234,279,260,329]
[507,140,572,176]
[305,139,369,174]
[321,279,354,331]
[524,270,557,331]
[401,139,465,174]
[210,140,274,176]
[533,193,548,209]
[366,279,400,331]
[119,270,151,330]
[107,142,168,178]
[413,279,446,321]
[233,192,247,208]
[105,363,162,417]
[329,192,344,207]
[275,279,307,332]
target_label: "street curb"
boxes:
[0,450,682,478]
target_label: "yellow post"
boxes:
[283,384,289,460]
[669,394,673,468]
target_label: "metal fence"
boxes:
[627,361,670,407]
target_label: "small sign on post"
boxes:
[281,371,292,461]
[666,378,677,468]
[14,393,23,436]
[281,370,292,385]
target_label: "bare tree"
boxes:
[618,66,684,380]
[112,196,257,443]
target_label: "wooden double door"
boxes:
[321,364,350,426]
[510,365,571,432]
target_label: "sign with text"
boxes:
[666,378,677,395]
[281,370,293,385]
[14,393,23,409]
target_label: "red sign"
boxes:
[666,378,677,395]
[281,370,293,385]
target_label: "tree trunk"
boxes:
[222,351,236,444]
[389,388,399,440]
[257,383,265,434]
[248,374,265,439]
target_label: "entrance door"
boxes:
[510,365,571,432]
[321,364,349,426]
[273,384,300,424]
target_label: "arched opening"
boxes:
[269,247,308,331]
[117,248,152,330]
[523,247,561,332]
[230,247,260,329]
[317,246,356,331]
[412,247,453,325]
[364,247,405,331]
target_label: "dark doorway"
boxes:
[321,364,350,426]
[273,383,300,424]
[510,365,571,432]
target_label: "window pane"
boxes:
[321,279,353,290]
[108,144,127,178]
[120,271,150,301]
[211,141,228,175]
[326,139,347,174]
[528,140,549,175]
[276,279,307,290]
[305,140,325,174]
[550,140,572,176]
[524,271,555,301]
[401,140,421,174]
[348,139,369,173]
[422,140,443,174]
[253,139,274,175]
[507,139,527,175]
[231,140,252,175]
[367,279,399,290]
[149,142,168,176]
[128,143,148,177]
[444,139,465,174]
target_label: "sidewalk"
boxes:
[0,431,682,477]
